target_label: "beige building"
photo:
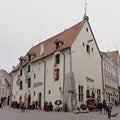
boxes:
[101,51,119,103]
[0,69,13,106]
[11,16,103,111]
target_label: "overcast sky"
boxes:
[0,0,120,72]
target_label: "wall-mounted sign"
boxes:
[86,77,94,83]
[33,82,43,88]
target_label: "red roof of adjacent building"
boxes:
[110,50,119,63]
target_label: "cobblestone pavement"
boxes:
[0,106,120,120]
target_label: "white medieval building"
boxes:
[11,16,103,111]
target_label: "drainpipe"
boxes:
[60,51,65,95]
[101,57,105,101]
[60,50,65,111]
[69,48,73,111]
[41,59,46,104]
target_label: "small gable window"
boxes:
[91,48,93,52]
[54,39,64,50]
[86,27,88,32]
[86,44,90,53]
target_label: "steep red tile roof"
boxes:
[109,50,119,63]
[11,20,86,72]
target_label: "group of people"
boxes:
[43,101,53,112]
[98,100,113,119]
[20,101,28,112]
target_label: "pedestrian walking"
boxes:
[20,101,25,112]
[103,100,107,114]
[24,99,28,112]
[107,103,112,119]
[98,101,103,114]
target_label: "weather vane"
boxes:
[84,0,87,16]
[83,0,89,20]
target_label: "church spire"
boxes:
[83,0,89,20]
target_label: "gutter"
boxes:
[41,59,46,104]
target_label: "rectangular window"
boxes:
[54,69,59,80]
[20,69,22,76]
[86,44,90,53]
[55,54,60,64]
[34,74,36,79]
[78,85,83,102]
[20,81,22,90]
[28,78,31,88]
[97,89,101,101]
[28,65,31,72]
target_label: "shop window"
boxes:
[86,89,90,98]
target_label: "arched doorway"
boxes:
[38,92,42,109]
[92,91,95,98]
[28,95,31,107]
[19,95,22,103]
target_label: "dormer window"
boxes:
[54,39,64,49]
[40,43,44,55]
[27,51,36,61]
[56,42,59,49]
[19,56,26,65]
[28,55,31,61]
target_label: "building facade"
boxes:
[11,17,103,111]
[0,69,13,106]
[101,51,119,103]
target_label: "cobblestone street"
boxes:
[0,106,120,120]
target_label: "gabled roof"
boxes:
[11,19,86,72]
[0,69,12,86]
[109,50,119,63]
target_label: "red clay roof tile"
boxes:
[11,20,86,72]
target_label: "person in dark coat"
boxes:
[102,100,107,114]
[48,102,53,111]
[107,103,112,119]
[98,102,103,114]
